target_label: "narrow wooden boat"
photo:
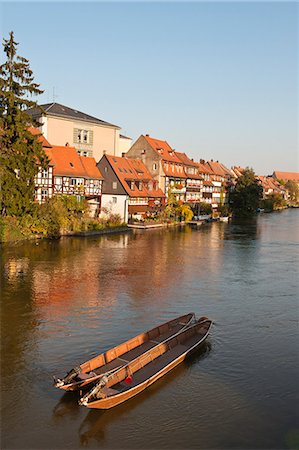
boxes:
[54,313,195,391]
[79,317,212,409]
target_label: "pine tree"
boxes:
[229,168,263,217]
[0,31,49,216]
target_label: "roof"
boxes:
[273,171,299,182]
[28,126,52,148]
[105,154,165,198]
[175,151,197,167]
[45,146,103,179]
[196,162,213,175]
[143,135,182,163]
[28,103,120,129]
[231,166,245,178]
[205,160,228,177]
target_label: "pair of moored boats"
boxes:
[54,313,212,409]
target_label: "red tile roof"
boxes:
[143,135,182,163]
[175,151,197,167]
[273,171,299,182]
[45,146,102,179]
[28,126,52,148]
[205,160,228,177]
[196,162,213,174]
[105,154,165,198]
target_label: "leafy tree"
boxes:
[285,180,299,204]
[179,204,193,222]
[229,168,263,217]
[198,202,212,215]
[0,31,48,216]
[261,193,286,212]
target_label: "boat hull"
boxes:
[83,320,212,409]
[55,313,195,391]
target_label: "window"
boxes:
[41,189,48,201]
[74,128,91,144]
[112,181,117,189]
[41,169,48,178]
[153,163,157,171]
[141,149,146,155]
[71,178,83,186]
[104,167,108,172]
[112,197,117,204]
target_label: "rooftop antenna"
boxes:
[52,87,58,103]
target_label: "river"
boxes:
[1,209,298,449]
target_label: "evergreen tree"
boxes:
[0,31,48,216]
[229,168,263,217]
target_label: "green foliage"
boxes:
[0,31,49,217]
[229,168,263,217]
[217,204,230,216]
[261,193,287,212]
[198,202,212,215]
[285,180,299,203]
[0,196,126,242]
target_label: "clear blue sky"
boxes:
[1,1,298,174]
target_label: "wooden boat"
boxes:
[79,317,212,409]
[53,313,195,391]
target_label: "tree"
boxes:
[285,180,299,204]
[262,193,286,212]
[0,31,48,216]
[229,168,263,217]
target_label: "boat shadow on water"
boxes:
[78,340,212,446]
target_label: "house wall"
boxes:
[119,136,133,155]
[39,116,121,162]
[101,194,128,222]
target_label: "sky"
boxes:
[1,1,298,174]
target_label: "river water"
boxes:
[1,209,298,449]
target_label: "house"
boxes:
[204,160,234,208]
[126,134,187,201]
[28,102,124,162]
[30,127,55,203]
[175,152,203,204]
[45,145,103,215]
[258,176,288,200]
[98,154,165,222]
[31,126,103,215]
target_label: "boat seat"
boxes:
[77,371,97,381]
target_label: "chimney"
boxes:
[145,134,149,137]
[65,142,69,147]
[211,159,213,162]
[200,159,205,164]
[122,152,126,158]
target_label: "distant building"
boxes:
[273,171,299,186]
[98,154,165,222]
[28,102,124,162]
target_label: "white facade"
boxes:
[101,194,129,223]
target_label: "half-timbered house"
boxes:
[98,154,165,222]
